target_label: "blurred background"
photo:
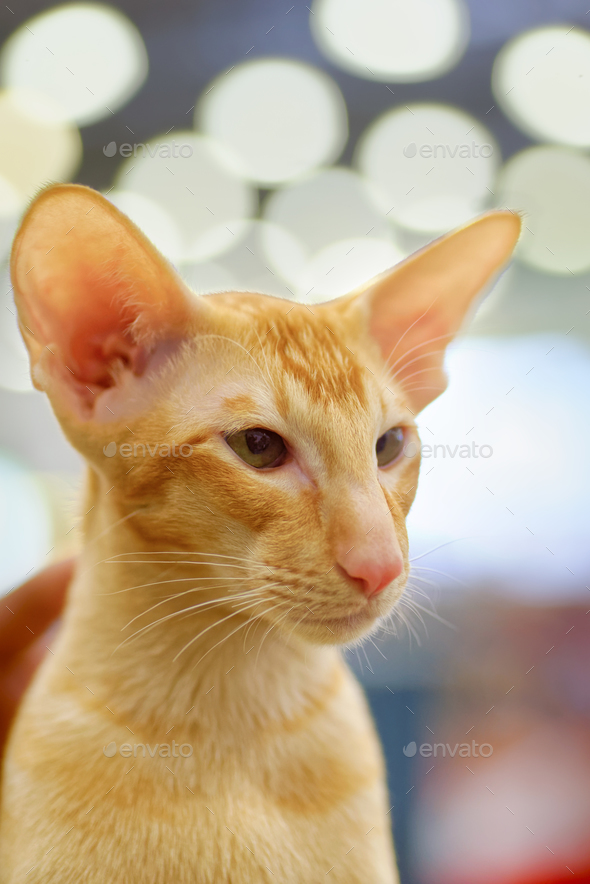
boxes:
[1,1,590,881]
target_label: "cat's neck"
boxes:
[56,489,341,745]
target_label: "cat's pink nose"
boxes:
[337,547,404,599]
[330,485,405,599]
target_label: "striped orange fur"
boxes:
[0,185,520,882]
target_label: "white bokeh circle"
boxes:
[261,167,404,296]
[0,89,82,200]
[356,103,498,234]
[310,0,469,83]
[179,262,239,295]
[297,237,405,301]
[197,58,348,185]
[492,25,590,148]
[0,174,23,263]
[116,132,256,263]
[0,3,148,126]
[263,167,391,258]
[107,191,184,265]
[497,146,590,276]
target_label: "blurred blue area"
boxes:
[366,687,432,884]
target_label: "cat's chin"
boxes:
[289,606,380,645]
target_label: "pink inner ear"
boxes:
[12,184,197,393]
[27,261,155,388]
[51,273,149,387]
[356,211,522,412]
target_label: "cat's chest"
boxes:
[99,741,394,882]
[5,648,397,882]
[186,662,384,802]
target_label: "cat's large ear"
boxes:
[347,211,521,413]
[11,184,199,421]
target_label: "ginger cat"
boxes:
[0,184,520,883]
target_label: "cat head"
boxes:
[11,185,520,645]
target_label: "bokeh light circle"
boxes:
[107,191,184,265]
[310,0,469,83]
[264,167,391,258]
[356,103,498,234]
[298,237,405,302]
[197,58,348,185]
[116,132,256,262]
[179,262,238,295]
[492,25,590,148]
[497,146,590,276]
[261,167,402,292]
[202,217,404,303]
[0,2,148,126]
[0,89,82,200]
[0,175,22,263]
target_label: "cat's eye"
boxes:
[376,427,405,467]
[225,428,287,469]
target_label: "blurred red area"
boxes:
[408,601,590,884]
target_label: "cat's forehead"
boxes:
[202,291,377,412]
[180,292,400,450]
[266,313,369,412]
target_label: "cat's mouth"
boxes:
[280,581,405,644]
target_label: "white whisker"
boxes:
[382,347,447,388]
[366,634,388,660]
[387,331,454,376]
[121,583,261,630]
[117,588,272,651]
[410,538,471,563]
[173,597,269,663]
[379,297,439,379]
[410,565,467,587]
[403,598,456,630]
[99,575,251,596]
[104,560,256,569]
[197,331,272,388]
[185,599,292,669]
[106,550,264,566]
[396,384,442,394]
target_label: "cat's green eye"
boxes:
[376,427,405,467]
[225,428,287,469]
